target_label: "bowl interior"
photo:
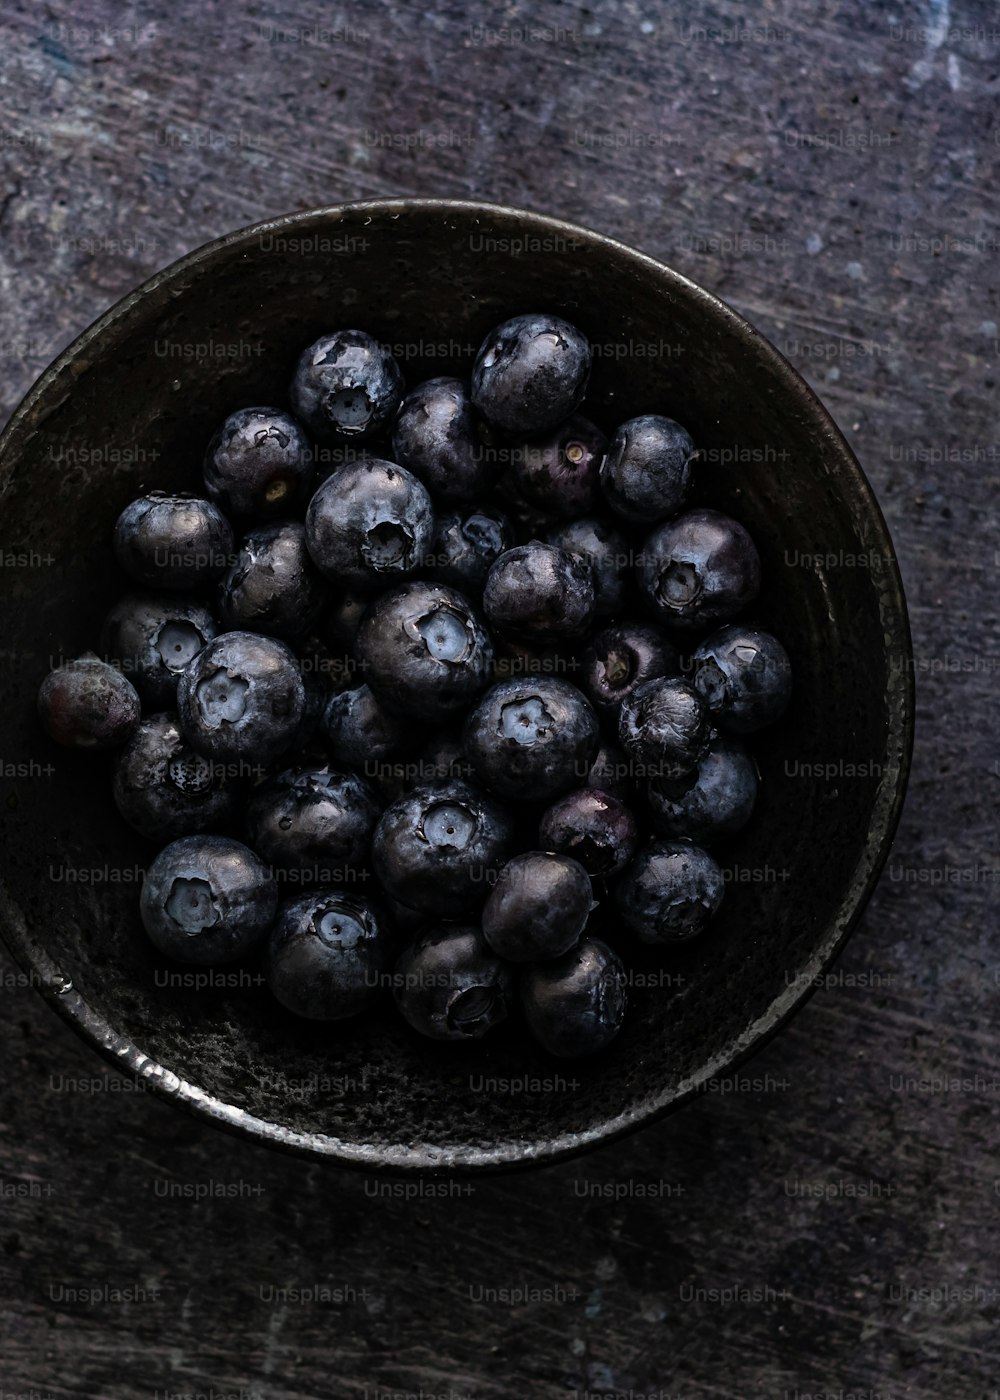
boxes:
[0,202,911,1169]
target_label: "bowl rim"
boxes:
[0,197,915,1174]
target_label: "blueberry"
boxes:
[357,581,494,721]
[101,594,218,710]
[246,763,380,878]
[393,925,514,1042]
[648,735,758,844]
[690,624,792,733]
[483,541,595,644]
[471,314,591,435]
[203,407,314,518]
[618,676,711,777]
[600,414,695,523]
[290,329,403,441]
[140,834,277,964]
[509,414,607,519]
[545,517,632,617]
[218,522,327,641]
[464,677,600,802]
[581,741,636,803]
[113,713,242,841]
[428,505,515,594]
[519,937,626,1058]
[304,458,435,588]
[410,732,476,788]
[482,851,594,962]
[265,891,391,1020]
[615,839,724,943]
[581,622,680,726]
[638,508,761,632]
[538,788,638,877]
[37,654,140,750]
[177,631,305,764]
[326,587,372,647]
[372,781,513,916]
[114,492,234,591]
[323,683,413,769]
[391,377,495,502]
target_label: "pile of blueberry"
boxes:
[36,314,791,1059]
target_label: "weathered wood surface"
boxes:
[0,0,997,1395]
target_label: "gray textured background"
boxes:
[0,1,997,1396]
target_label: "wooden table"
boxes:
[0,2,996,1395]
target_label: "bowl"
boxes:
[0,199,913,1172]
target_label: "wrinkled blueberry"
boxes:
[464,677,600,802]
[140,834,276,964]
[519,937,627,1058]
[290,329,403,441]
[218,522,327,641]
[581,621,679,726]
[483,541,595,643]
[638,508,761,631]
[114,492,235,591]
[177,631,305,764]
[538,788,638,877]
[648,735,758,844]
[690,624,792,733]
[357,581,494,720]
[100,594,218,710]
[203,407,314,518]
[618,676,710,777]
[600,414,695,523]
[472,313,591,435]
[545,517,631,617]
[482,851,594,962]
[510,414,607,519]
[265,891,391,1020]
[37,654,140,750]
[323,683,413,769]
[394,925,514,1042]
[391,377,495,502]
[616,840,724,943]
[113,712,242,841]
[428,505,515,594]
[246,763,380,877]
[305,458,435,587]
[372,781,514,916]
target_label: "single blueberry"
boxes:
[638,508,761,632]
[357,580,494,721]
[690,624,792,733]
[114,492,235,591]
[647,735,758,844]
[509,413,607,519]
[176,631,305,765]
[265,891,392,1020]
[615,839,724,943]
[393,925,514,1042]
[391,377,496,502]
[372,780,514,916]
[217,521,328,641]
[482,851,594,962]
[323,683,414,769]
[600,414,695,523]
[113,712,243,841]
[538,788,639,877]
[464,677,601,802]
[100,594,218,710]
[519,937,627,1058]
[545,517,632,617]
[427,505,515,594]
[290,329,404,441]
[203,407,314,518]
[617,676,711,777]
[304,458,435,588]
[37,653,140,750]
[246,763,381,879]
[471,313,591,435]
[140,834,277,964]
[483,541,595,644]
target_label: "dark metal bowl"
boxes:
[0,200,913,1172]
